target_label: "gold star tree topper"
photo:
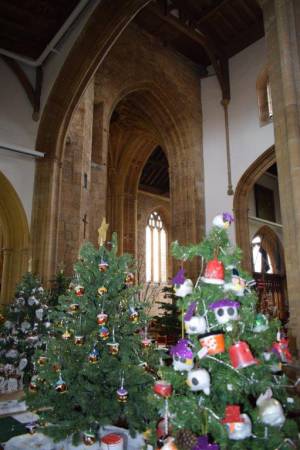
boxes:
[98,218,109,247]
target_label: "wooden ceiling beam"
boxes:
[195,0,231,25]
[149,3,230,99]
[238,0,257,21]
[1,56,42,121]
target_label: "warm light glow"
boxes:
[145,211,167,283]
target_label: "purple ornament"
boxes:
[170,339,193,359]
[223,212,234,224]
[193,436,220,450]
[209,299,240,310]
[172,268,185,286]
[184,302,197,321]
[117,387,128,396]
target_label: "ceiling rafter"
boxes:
[149,2,230,99]
[1,56,42,120]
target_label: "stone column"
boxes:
[89,102,109,247]
[0,247,29,304]
[57,83,94,274]
[261,0,300,350]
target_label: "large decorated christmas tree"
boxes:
[0,272,49,393]
[26,223,160,445]
[152,213,299,450]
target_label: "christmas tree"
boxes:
[152,285,180,345]
[48,269,70,307]
[26,229,160,445]
[0,272,50,393]
[152,213,300,450]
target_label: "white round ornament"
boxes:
[186,368,210,395]
[258,398,285,427]
[35,308,44,321]
[4,320,13,330]
[185,316,206,335]
[5,349,19,359]
[18,357,28,371]
[256,389,285,427]
[21,321,31,332]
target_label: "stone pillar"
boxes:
[0,247,29,304]
[57,83,94,274]
[261,0,300,350]
[89,102,109,247]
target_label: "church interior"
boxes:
[0,0,300,448]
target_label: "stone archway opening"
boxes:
[234,146,288,322]
[107,90,172,267]
[234,146,276,271]
[0,171,30,304]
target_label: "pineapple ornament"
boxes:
[175,429,197,450]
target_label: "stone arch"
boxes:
[233,145,276,271]
[106,81,203,278]
[0,172,30,304]
[251,225,285,275]
[31,0,152,282]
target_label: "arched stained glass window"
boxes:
[146,211,167,283]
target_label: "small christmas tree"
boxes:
[26,230,160,444]
[152,285,180,345]
[152,213,300,450]
[48,269,70,307]
[0,272,49,393]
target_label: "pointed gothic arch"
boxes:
[0,172,30,304]
[31,0,152,282]
[233,145,276,271]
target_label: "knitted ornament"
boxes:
[175,429,197,450]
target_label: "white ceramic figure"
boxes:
[174,279,193,298]
[186,368,210,395]
[185,316,207,335]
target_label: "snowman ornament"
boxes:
[172,268,193,298]
[175,279,193,298]
[186,368,210,395]
[209,299,240,330]
[184,302,206,335]
[170,339,194,372]
[222,405,252,440]
[212,212,234,229]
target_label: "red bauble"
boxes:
[229,341,257,369]
[74,285,85,297]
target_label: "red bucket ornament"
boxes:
[100,433,124,450]
[229,341,257,369]
[199,332,225,355]
[153,380,173,398]
[201,258,224,285]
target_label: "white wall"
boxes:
[0,2,101,223]
[0,1,101,153]
[202,38,275,239]
[0,149,36,225]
